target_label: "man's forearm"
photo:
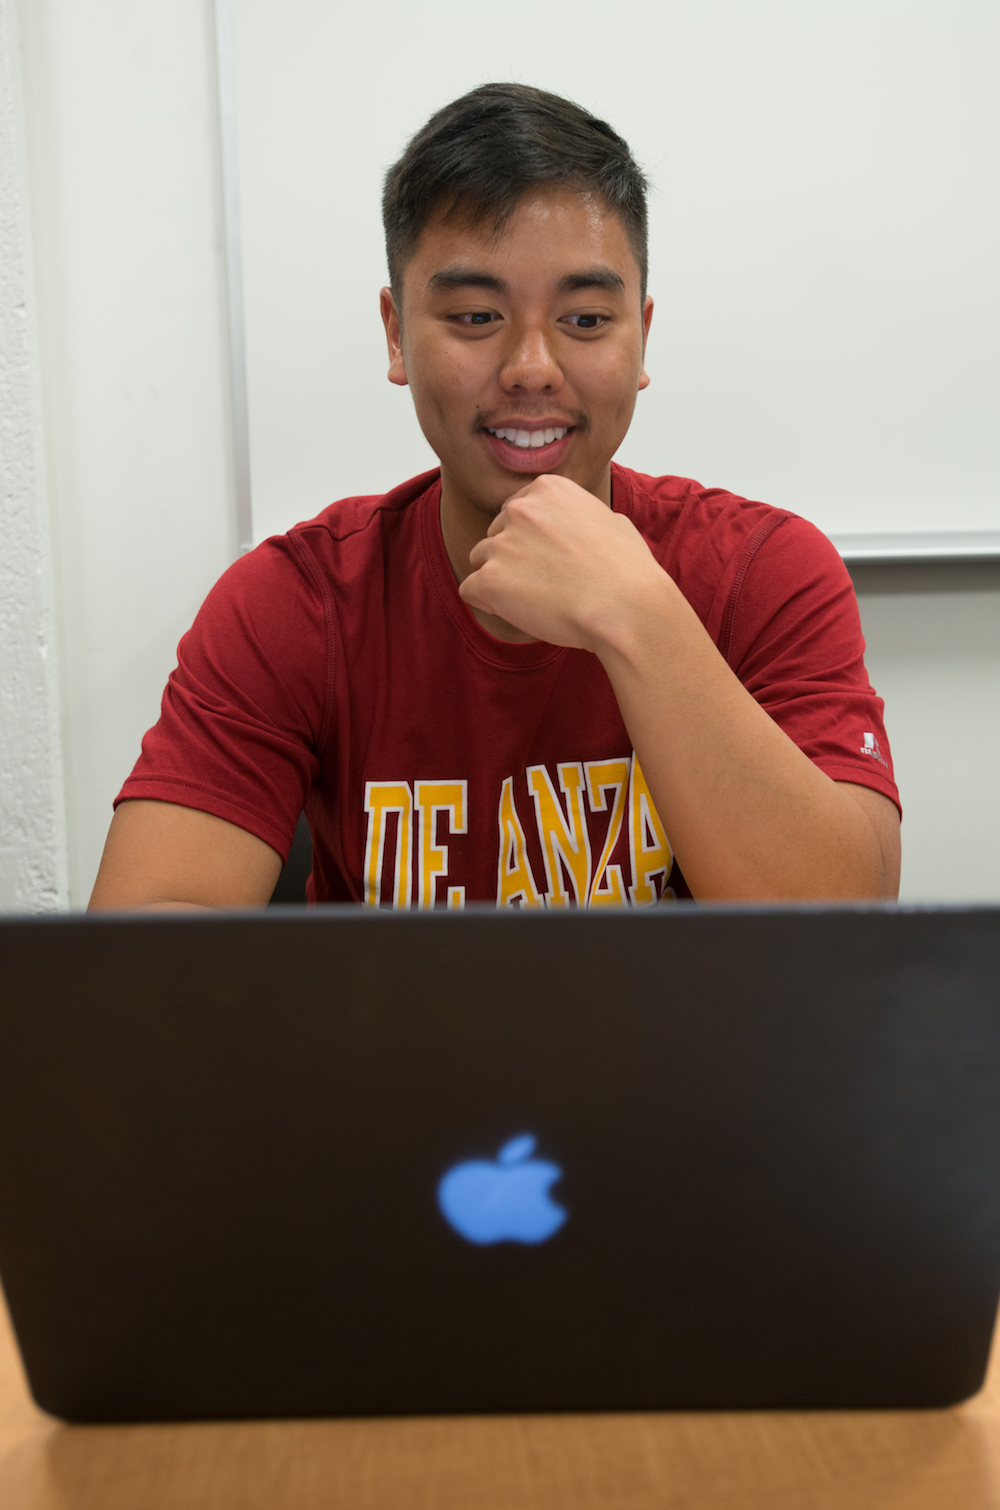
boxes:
[593,572,898,901]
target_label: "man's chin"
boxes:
[446,468,559,519]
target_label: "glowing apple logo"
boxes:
[437,1134,567,1245]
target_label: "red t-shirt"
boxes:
[118,464,899,906]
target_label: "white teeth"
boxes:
[488,426,568,448]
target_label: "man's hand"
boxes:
[459,475,664,650]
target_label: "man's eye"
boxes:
[458,311,499,326]
[562,313,605,330]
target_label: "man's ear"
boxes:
[638,294,654,392]
[380,287,408,387]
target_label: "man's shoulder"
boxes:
[612,463,847,629]
[614,462,840,568]
[614,463,792,552]
[288,468,440,544]
[192,468,441,633]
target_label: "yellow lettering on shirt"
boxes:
[527,762,592,909]
[363,780,413,909]
[414,780,468,909]
[496,776,542,908]
[628,755,672,906]
[585,757,630,907]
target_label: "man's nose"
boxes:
[499,323,563,392]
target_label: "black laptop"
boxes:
[1,904,999,1422]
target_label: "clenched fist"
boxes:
[458,474,672,652]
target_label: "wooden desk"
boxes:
[2,1294,1000,1510]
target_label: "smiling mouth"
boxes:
[485,425,571,451]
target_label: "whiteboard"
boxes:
[229,0,1000,551]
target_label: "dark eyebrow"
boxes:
[558,267,626,295]
[427,267,509,294]
[426,265,627,296]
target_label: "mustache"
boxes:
[474,410,588,433]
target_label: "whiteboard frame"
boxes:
[831,532,1000,565]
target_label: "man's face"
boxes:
[381,187,653,519]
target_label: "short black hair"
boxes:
[382,83,649,304]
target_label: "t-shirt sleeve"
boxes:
[115,536,329,860]
[723,515,901,813]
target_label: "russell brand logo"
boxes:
[860,732,889,769]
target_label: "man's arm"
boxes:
[460,475,900,901]
[88,799,283,911]
[595,619,899,900]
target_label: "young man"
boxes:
[89,84,900,912]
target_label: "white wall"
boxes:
[0,0,66,911]
[853,566,1000,903]
[17,0,238,906]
